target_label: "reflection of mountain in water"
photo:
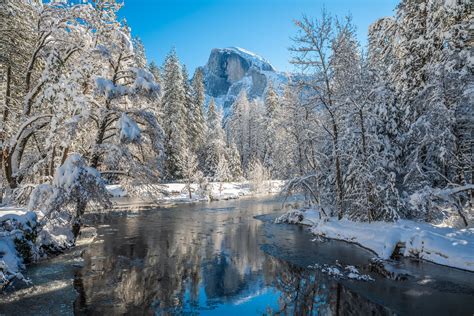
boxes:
[73,201,392,315]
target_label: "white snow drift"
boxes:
[276,209,474,272]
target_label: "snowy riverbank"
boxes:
[276,209,474,272]
[0,207,77,289]
[0,208,37,288]
[106,180,285,202]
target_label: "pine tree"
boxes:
[132,36,147,69]
[216,154,231,183]
[204,107,227,179]
[361,0,473,222]
[207,97,217,127]
[190,68,207,151]
[248,99,265,164]
[226,142,243,181]
[263,82,280,178]
[228,91,250,170]
[148,61,161,84]
[214,152,231,196]
[182,64,194,145]
[178,145,201,199]
[265,83,278,115]
[161,49,187,180]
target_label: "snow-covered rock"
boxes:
[275,208,321,225]
[277,208,474,272]
[106,185,128,198]
[0,208,37,289]
[308,263,374,281]
[201,47,289,112]
[0,206,78,290]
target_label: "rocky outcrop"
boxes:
[201,47,287,112]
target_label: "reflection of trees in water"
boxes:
[267,257,330,315]
[268,257,394,316]
[73,207,269,314]
[73,207,392,315]
[74,214,202,314]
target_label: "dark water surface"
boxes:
[1,196,474,315]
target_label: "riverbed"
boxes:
[1,196,473,315]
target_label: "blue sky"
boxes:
[118,0,399,74]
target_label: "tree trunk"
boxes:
[3,148,17,189]
[1,65,12,198]
[90,116,108,168]
[332,123,344,220]
[188,180,192,199]
[73,199,88,240]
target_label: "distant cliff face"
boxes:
[200,47,287,111]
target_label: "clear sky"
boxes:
[118,0,400,74]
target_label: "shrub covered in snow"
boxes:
[274,210,305,224]
[0,154,112,289]
[29,153,111,239]
[0,210,37,289]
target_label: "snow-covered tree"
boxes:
[182,65,195,143]
[228,91,250,169]
[132,37,147,69]
[248,99,265,163]
[215,153,231,195]
[203,107,227,179]
[290,13,349,218]
[148,61,161,84]
[226,142,243,181]
[282,2,473,224]
[190,68,207,152]
[177,145,201,199]
[28,154,111,238]
[364,0,473,222]
[206,97,217,127]
[248,158,269,193]
[161,49,187,179]
[227,90,266,175]
[1,0,164,218]
[262,82,280,176]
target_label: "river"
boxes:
[1,196,473,315]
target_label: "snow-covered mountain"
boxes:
[199,47,289,111]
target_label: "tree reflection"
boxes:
[72,206,391,315]
[267,257,394,316]
[267,258,330,315]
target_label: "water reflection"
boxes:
[3,198,473,315]
[71,199,390,315]
[268,258,395,316]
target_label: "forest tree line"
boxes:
[0,0,472,226]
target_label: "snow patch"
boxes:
[224,47,275,71]
[118,113,141,143]
[308,263,374,281]
[0,208,37,288]
[106,185,128,198]
[107,180,284,202]
[277,209,474,272]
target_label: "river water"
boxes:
[1,196,474,315]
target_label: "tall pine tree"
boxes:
[161,49,187,179]
[190,68,207,152]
